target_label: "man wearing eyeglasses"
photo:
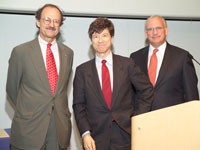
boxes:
[6,4,73,150]
[130,15,199,112]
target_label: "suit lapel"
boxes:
[142,47,149,76]
[89,59,109,109]
[54,43,68,95]
[111,54,123,108]
[30,38,51,93]
[155,44,172,87]
[134,47,149,83]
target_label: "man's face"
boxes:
[92,28,113,57]
[36,6,61,43]
[145,17,168,48]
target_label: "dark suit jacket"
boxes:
[73,54,153,150]
[130,43,199,111]
[6,38,73,149]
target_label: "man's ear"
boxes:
[165,27,168,36]
[36,19,40,28]
[144,30,148,38]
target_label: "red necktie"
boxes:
[148,49,158,87]
[102,60,112,109]
[46,43,58,95]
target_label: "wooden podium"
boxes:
[131,101,200,150]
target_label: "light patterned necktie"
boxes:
[102,60,112,109]
[46,43,58,95]
[148,49,158,87]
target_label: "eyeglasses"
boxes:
[41,17,60,26]
[146,27,164,32]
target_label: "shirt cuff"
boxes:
[82,131,90,138]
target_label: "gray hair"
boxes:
[145,15,167,30]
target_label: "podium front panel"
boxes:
[131,101,200,150]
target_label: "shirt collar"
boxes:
[95,51,113,66]
[38,35,56,46]
[149,42,167,53]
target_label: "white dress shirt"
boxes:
[38,35,60,74]
[148,42,167,82]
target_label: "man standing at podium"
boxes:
[6,4,73,150]
[130,15,199,111]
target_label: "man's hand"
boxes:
[83,133,96,150]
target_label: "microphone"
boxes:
[188,53,200,66]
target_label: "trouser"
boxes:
[40,110,60,150]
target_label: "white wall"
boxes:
[1,0,200,19]
[1,14,200,150]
